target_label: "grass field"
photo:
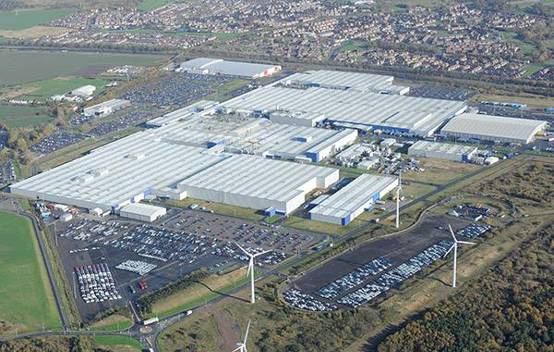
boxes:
[0,212,60,333]
[93,335,142,351]
[91,314,133,332]
[151,268,249,319]
[0,104,52,128]
[0,49,165,87]
[20,76,108,101]
[166,198,265,222]
[0,9,73,30]
[138,0,170,11]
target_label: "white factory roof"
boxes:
[408,140,477,155]
[70,85,96,97]
[154,112,355,160]
[222,85,466,136]
[177,154,337,210]
[310,174,398,219]
[279,70,409,95]
[120,203,166,218]
[441,113,547,143]
[11,132,228,211]
[180,58,280,78]
[147,100,218,127]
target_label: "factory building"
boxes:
[69,85,96,98]
[177,155,338,214]
[179,58,281,79]
[222,79,467,137]
[11,126,339,215]
[83,99,130,117]
[149,110,357,162]
[120,203,166,222]
[441,113,547,144]
[146,100,218,127]
[309,174,398,225]
[408,141,478,162]
[280,70,410,95]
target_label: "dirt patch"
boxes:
[0,26,70,39]
[214,309,240,351]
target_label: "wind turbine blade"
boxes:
[232,346,242,352]
[253,249,271,258]
[243,320,251,343]
[443,244,455,258]
[457,241,476,245]
[448,224,457,242]
[235,242,251,257]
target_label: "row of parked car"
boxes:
[318,257,393,299]
[283,289,337,312]
[457,223,491,239]
[75,263,122,304]
[338,240,453,308]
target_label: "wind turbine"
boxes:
[236,243,270,304]
[443,224,475,288]
[232,319,251,352]
[395,171,402,229]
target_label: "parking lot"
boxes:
[120,72,233,108]
[284,215,474,310]
[51,208,319,321]
[30,131,87,155]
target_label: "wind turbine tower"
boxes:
[236,243,270,303]
[232,319,251,352]
[395,171,402,229]
[443,224,475,288]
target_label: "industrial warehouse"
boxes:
[221,70,467,136]
[10,68,549,223]
[408,141,478,162]
[178,57,282,78]
[441,113,548,144]
[309,174,398,225]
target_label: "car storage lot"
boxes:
[285,215,472,310]
[52,208,319,321]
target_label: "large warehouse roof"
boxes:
[310,174,398,223]
[222,85,466,136]
[180,58,281,78]
[279,70,409,95]
[441,113,547,144]
[178,154,338,214]
[408,140,477,156]
[11,132,228,211]
[152,111,357,161]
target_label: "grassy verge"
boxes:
[0,212,60,334]
[93,335,142,351]
[150,268,249,319]
[166,198,264,222]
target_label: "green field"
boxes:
[0,104,52,128]
[138,0,171,11]
[0,212,60,332]
[0,9,73,30]
[0,49,165,87]
[22,77,108,101]
[93,335,142,351]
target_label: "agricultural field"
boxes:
[0,212,60,334]
[0,9,73,30]
[0,49,165,87]
[0,104,53,128]
[138,0,170,11]
[17,76,109,102]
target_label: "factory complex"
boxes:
[11,67,549,224]
[221,72,467,137]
